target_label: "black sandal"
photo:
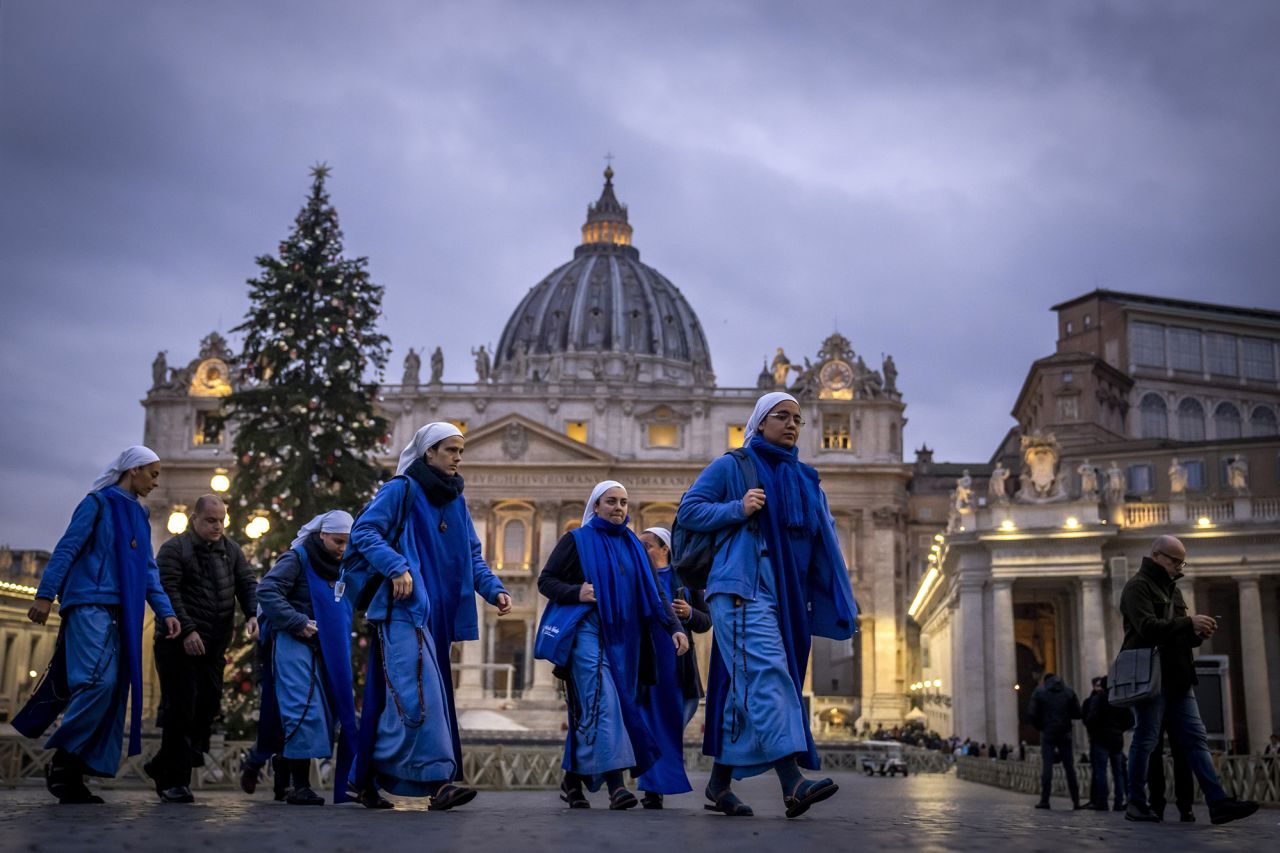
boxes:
[704,786,753,816]
[560,779,590,809]
[608,787,638,810]
[356,785,394,809]
[641,791,663,810]
[428,783,477,811]
[784,777,838,818]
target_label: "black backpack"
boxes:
[671,448,758,590]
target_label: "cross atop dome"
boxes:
[581,164,633,249]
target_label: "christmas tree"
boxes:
[219,164,392,738]
[226,163,391,553]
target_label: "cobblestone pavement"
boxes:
[2,770,1275,852]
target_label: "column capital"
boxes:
[1080,575,1103,590]
[1236,575,1261,590]
[535,500,561,516]
[991,578,1014,592]
[467,498,492,514]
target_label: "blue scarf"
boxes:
[703,437,858,770]
[296,546,359,804]
[100,486,150,758]
[563,517,665,779]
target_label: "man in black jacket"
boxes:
[1082,675,1132,810]
[146,495,258,802]
[1120,535,1257,825]
[1027,673,1082,809]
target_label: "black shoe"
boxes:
[47,759,103,804]
[640,792,663,810]
[286,786,324,806]
[271,756,290,800]
[1179,809,1195,823]
[1034,801,1051,810]
[159,786,195,804]
[240,764,260,795]
[1208,798,1259,826]
[1086,802,1109,811]
[560,775,590,809]
[143,760,163,797]
[1071,801,1085,811]
[1125,803,1159,822]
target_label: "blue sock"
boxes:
[773,756,805,794]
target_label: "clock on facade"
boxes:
[819,359,855,398]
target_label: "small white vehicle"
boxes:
[859,740,909,777]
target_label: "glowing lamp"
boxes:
[933,679,942,688]
[29,670,38,679]
[1064,517,1080,530]
[1197,516,1212,528]
[933,533,945,543]
[167,509,189,535]
[210,470,231,493]
[999,519,1016,532]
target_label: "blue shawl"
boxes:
[703,436,857,770]
[102,487,150,758]
[557,517,688,789]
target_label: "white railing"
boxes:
[1252,496,1280,520]
[1188,500,1235,523]
[1124,503,1169,528]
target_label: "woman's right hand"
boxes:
[742,488,766,516]
[578,582,596,604]
[28,598,52,625]
[392,570,414,601]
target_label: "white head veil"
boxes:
[91,445,160,492]
[291,510,355,549]
[742,391,799,444]
[642,527,672,551]
[582,480,626,526]
[396,422,464,475]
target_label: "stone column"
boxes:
[867,508,903,723]
[1079,576,1108,684]
[990,580,1018,749]
[1178,576,1197,623]
[456,598,486,702]
[1238,577,1273,752]
[527,503,562,700]
[955,579,988,742]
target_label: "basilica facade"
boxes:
[138,169,913,732]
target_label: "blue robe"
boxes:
[13,486,174,777]
[700,438,857,779]
[348,477,506,797]
[257,546,359,802]
[540,518,690,794]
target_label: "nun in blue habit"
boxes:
[15,446,181,804]
[677,392,858,818]
[255,510,360,806]
[535,481,691,811]
[347,422,511,811]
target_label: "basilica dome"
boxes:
[493,168,714,386]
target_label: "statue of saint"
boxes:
[402,347,421,386]
[989,462,1009,503]
[1105,461,1126,504]
[472,344,492,383]
[954,469,973,511]
[151,350,168,390]
[1078,459,1099,499]
[512,340,529,381]
[771,347,793,388]
[1168,457,1188,497]
[1227,455,1249,495]
[882,354,898,394]
[429,346,444,384]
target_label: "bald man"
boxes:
[1119,535,1257,826]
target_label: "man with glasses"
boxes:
[1120,535,1257,825]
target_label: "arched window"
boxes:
[1250,405,1278,437]
[502,519,526,569]
[1213,402,1242,440]
[1139,393,1168,439]
[1177,398,1205,442]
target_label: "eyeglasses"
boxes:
[766,412,805,427]
[1155,551,1187,571]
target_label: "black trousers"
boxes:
[152,640,226,788]
[1039,736,1080,804]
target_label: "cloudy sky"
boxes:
[3,1,1279,547]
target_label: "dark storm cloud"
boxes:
[3,0,1279,547]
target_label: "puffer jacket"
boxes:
[154,531,257,650]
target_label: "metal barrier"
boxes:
[955,754,1280,805]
